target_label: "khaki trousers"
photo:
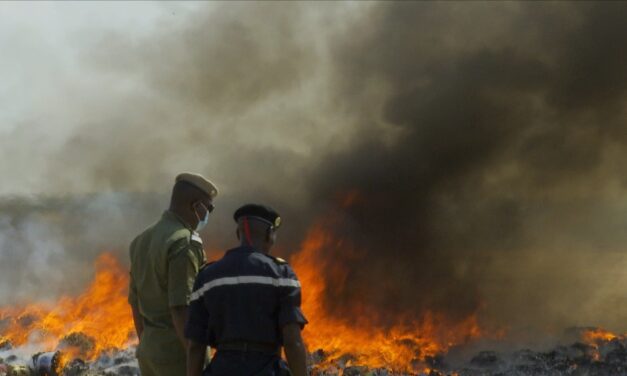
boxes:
[138,356,186,376]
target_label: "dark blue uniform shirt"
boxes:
[185,246,307,348]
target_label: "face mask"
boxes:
[196,210,209,231]
[194,203,210,232]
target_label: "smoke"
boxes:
[309,1,627,335]
[0,193,164,302]
[1,1,627,339]
[0,1,361,304]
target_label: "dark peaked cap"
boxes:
[234,204,281,229]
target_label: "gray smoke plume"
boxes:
[0,1,343,299]
[1,1,627,341]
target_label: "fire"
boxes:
[0,227,485,374]
[578,327,625,363]
[0,253,136,361]
[291,225,483,374]
[583,327,619,343]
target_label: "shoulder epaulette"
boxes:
[272,256,288,265]
[190,232,203,245]
[259,252,289,265]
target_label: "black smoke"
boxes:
[308,1,627,333]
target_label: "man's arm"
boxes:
[168,238,202,350]
[131,304,144,339]
[128,240,143,338]
[282,323,308,376]
[277,264,309,376]
[187,340,207,376]
[170,305,189,351]
[185,267,211,376]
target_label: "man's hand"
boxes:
[282,323,308,376]
[187,340,207,376]
[170,305,190,351]
[131,304,144,339]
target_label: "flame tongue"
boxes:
[291,226,483,373]
[583,327,619,343]
[0,253,136,361]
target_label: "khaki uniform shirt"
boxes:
[128,210,206,365]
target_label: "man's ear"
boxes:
[266,227,273,242]
[191,201,200,212]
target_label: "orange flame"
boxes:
[579,327,624,362]
[582,327,619,343]
[291,225,483,373]
[0,228,485,374]
[0,253,136,361]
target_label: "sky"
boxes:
[1,1,627,341]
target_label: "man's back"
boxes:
[186,245,307,375]
[129,211,206,365]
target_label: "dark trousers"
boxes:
[203,351,291,376]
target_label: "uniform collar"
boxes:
[227,245,259,254]
[162,210,194,231]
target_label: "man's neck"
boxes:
[241,240,268,253]
[169,206,196,230]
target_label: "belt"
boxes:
[216,341,280,355]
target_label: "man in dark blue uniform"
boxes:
[185,204,308,376]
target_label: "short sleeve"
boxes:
[168,239,200,307]
[278,265,308,329]
[185,275,210,345]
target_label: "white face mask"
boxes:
[194,202,211,232]
[196,210,209,232]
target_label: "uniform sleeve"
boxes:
[278,265,308,329]
[128,240,139,308]
[167,238,201,307]
[185,274,210,345]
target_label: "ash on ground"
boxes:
[0,344,139,376]
[3,328,627,375]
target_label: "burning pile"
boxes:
[292,225,484,374]
[300,327,627,376]
[2,245,627,376]
[0,254,137,375]
[444,328,627,376]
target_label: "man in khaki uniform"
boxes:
[128,173,218,376]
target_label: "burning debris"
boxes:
[31,352,62,375]
[0,254,138,376]
[0,347,139,376]
[291,225,485,374]
[0,254,135,358]
[1,251,627,375]
[305,327,627,376]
